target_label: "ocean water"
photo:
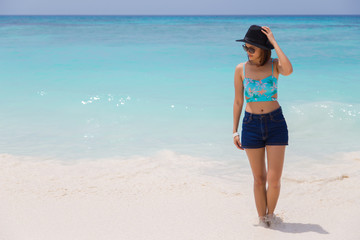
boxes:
[0,15,359,166]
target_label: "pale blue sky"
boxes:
[0,0,359,15]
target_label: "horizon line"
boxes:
[0,14,359,16]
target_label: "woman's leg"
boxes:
[265,145,286,215]
[245,147,267,217]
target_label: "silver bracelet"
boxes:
[232,132,239,138]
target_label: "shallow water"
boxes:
[0,15,359,165]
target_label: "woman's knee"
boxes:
[267,173,281,188]
[253,175,267,187]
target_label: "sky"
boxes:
[0,0,359,15]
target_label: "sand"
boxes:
[1,150,360,240]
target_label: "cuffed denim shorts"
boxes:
[241,106,288,149]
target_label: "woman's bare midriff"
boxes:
[245,101,280,114]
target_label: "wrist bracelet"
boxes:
[233,132,239,138]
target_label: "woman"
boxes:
[232,25,293,227]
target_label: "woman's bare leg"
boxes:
[265,145,286,215]
[245,147,267,217]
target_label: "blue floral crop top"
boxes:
[243,58,278,103]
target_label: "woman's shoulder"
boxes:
[271,58,279,67]
[235,62,247,79]
[235,62,247,69]
[235,62,247,73]
[235,62,246,79]
[271,58,280,77]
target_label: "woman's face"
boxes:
[244,43,261,61]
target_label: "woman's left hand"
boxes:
[261,26,276,45]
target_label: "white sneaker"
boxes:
[256,216,270,228]
[266,213,283,227]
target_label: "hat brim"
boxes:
[235,39,274,50]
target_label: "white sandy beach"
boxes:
[1,150,360,240]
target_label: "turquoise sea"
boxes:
[0,15,359,165]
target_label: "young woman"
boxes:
[232,25,293,227]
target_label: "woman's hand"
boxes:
[262,26,293,76]
[233,136,244,150]
[261,26,276,45]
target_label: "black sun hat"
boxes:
[236,25,274,50]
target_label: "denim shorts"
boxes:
[241,107,288,149]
